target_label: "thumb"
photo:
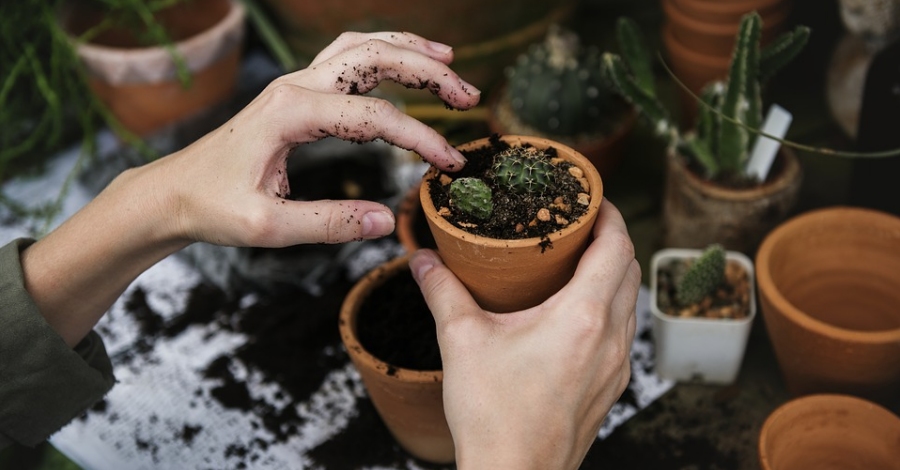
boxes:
[409,249,480,327]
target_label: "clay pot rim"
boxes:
[650,248,758,325]
[663,0,790,36]
[756,206,900,342]
[420,135,604,249]
[670,0,788,17]
[338,254,444,383]
[669,145,802,201]
[758,393,900,470]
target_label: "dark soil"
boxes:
[427,134,590,241]
[356,268,441,371]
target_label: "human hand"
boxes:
[410,199,640,469]
[131,31,480,248]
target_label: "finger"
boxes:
[280,38,481,110]
[259,85,468,171]
[562,199,637,306]
[309,31,455,67]
[409,249,481,328]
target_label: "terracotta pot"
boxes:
[663,0,791,57]
[420,135,603,313]
[661,146,802,255]
[261,0,576,95]
[650,248,757,384]
[395,183,436,253]
[759,394,900,470]
[62,0,245,136]
[338,254,454,463]
[661,25,731,122]
[755,207,900,407]
[487,92,637,178]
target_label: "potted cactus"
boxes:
[488,24,636,176]
[602,13,809,254]
[419,134,603,313]
[650,244,757,384]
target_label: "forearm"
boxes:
[20,162,189,347]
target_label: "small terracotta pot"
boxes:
[661,146,802,255]
[758,394,900,470]
[487,92,637,178]
[63,0,245,136]
[420,135,603,313]
[756,207,900,407]
[395,182,437,253]
[339,254,454,463]
[663,0,791,57]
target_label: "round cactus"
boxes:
[449,177,493,220]
[503,24,621,137]
[492,147,554,194]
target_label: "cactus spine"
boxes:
[676,244,726,306]
[602,13,810,180]
[503,25,620,137]
[449,177,493,220]
[492,147,553,194]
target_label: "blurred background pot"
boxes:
[756,207,900,407]
[758,394,900,470]
[62,0,246,136]
[339,254,453,463]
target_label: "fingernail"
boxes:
[362,210,394,238]
[409,250,439,283]
[448,147,467,168]
[428,40,453,54]
[459,78,481,96]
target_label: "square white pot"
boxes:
[649,248,757,385]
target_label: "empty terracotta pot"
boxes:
[395,183,436,253]
[756,207,900,407]
[420,135,603,313]
[663,0,791,57]
[339,254,454,463]
[758,394,900,470]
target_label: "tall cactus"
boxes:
[602,13,810,180]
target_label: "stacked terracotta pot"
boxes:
[661,0,793,121]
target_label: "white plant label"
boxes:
[746,104,793,181]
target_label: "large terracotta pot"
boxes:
[663,0,791,57]
[62,0,245,136]
[661,146,802,255]
[755,207,900,407]
[261,0,576,95]
[420,135,603,313]
[758,394,900,470]
[338,254,454,463]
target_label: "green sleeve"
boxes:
[0,238,115,448]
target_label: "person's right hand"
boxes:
[410,199,640,469]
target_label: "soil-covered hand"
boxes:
[20,32,479,347]
[410,199,640,469]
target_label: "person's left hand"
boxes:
[128,31,481,249]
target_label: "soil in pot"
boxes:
[655,257,752,320]
[355,268,441,372]
[426,134,591,244]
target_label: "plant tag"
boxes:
[746,104,793,181]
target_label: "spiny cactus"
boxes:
[492,147,554,194]
[676,244,726,306]
[503,24,623,137]
[449,177,493,220]
[601,13,810,180]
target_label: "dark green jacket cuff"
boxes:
[0,238,115,447]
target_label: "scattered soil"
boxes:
[427,134,590,242]
[356,268,441,371]
[655,258,751,320]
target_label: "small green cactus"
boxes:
[492,147,554,194]
[502,24,624,137]
[601,13,810,181]
[676,244,727,306]
[449,177,493,220]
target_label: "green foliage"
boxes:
[502,24,625,137]
[449,177,494,220]
[676,244,726,306]
[601,14,810,181]
[492,147,553,194]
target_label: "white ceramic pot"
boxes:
[650,248,757,384]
